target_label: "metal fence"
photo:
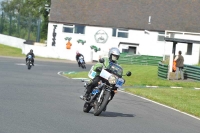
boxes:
[158,62,169,79]
[157,62,200,81]
[184,65,200,81]
[118,53,163,66]
[0,12,41,42]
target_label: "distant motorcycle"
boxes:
[81,58,131,116]
[27,55,33,70]
[78,56,86,69]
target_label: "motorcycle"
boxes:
[81,58,131,116]
[27,55,33,70]
[78,56,86,69]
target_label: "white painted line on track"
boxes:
[146,85,158,88]
[15,63,44,66]
[72,78,90,81]
[57,71,69,79]
[171,86,183,88]
[118,90,200,121]
[16,63,26,66]
[72,78,89,79]
[194,88,200,90]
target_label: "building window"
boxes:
[63,24,85,34]
[63,24,74,33]
[158,32,165,41]
[112,28,129,38]
[112,28,116,37]
[186,43,193,55]
[75,25,85,34]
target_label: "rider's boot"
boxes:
[80,81,93,100]
[80,93,89,101]
[83,93,89,100]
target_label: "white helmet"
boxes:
[108,47,120,61]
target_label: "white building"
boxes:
[47,23,200,65]
[41,0,200,65]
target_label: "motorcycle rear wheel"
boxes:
[93,91,110,116]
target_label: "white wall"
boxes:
[46,24,169,61]
[47,23,171,61]
[0,34,25,49]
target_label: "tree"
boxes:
[41,0,51,39]
[0,0,50,40]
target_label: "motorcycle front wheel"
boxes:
[81,64,84,69]
[28,62,31,70]
[83,102,92,113]
[82,64,86,69]
[93,91,110,116]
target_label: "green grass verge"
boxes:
[64,64,200,88]
[64,64,200,118]
[0,44,25,57]
[125,88,200,118]
[0,44,66,61]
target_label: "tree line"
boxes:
[0,0,51,41]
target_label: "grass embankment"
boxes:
[0,44,25,57]
[64,65,200,118]
[0,44,65,61]
[1,44,200,118]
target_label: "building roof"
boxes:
[49,0,200,33]
[165,38,200,44]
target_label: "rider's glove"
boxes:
[96,67,102,72]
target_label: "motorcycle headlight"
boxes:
[108,75,117,84]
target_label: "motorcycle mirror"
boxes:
[99,58,105,63]
[126,71,132,76]
[123,79,126,84]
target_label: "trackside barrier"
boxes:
[184,65,200,81]
[158,62,169,79]
[157,63,200,81]
[118,54,162,66]
[117,54,200,81]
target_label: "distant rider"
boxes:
[81,47,121,101]
[76,51,85,67]
[26,49,35,66]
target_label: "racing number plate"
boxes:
[89,71,96,79]
[115,78,124,88]
[91,71,96,78]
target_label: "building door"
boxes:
[128,46,136,54]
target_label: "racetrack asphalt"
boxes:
[0,56,199,133]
